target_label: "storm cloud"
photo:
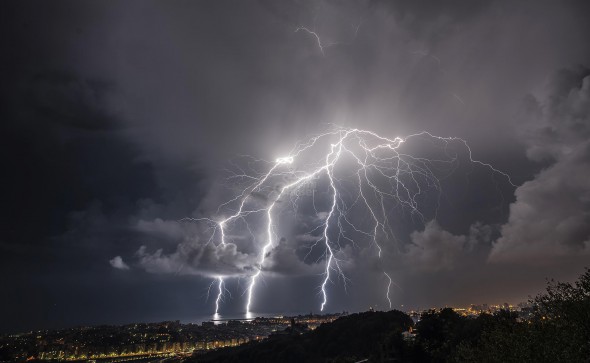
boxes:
[134,242,255,278]
[3,0,590,332]
[491,68,590,263]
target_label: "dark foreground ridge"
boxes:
[192,268,590,363]
[193,310,413,363]
[2,269,588,362]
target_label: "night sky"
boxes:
[2,0,590,334]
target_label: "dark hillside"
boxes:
[192,310,413,363]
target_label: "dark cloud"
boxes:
[491,69,590,263]
[135,242,255,278]
[406,221,467,271]
[27,72,119,130]
[2,0,590,332]
[259,238,325,277]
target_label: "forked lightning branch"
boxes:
[185,127,514,315]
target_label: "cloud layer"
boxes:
[491,69,590,263]
[3,0,590,332]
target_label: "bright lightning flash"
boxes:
[215,277,223,314]
[384,272,393,309]
[295,20,362,55]
[295,27,331,55]
[188,126,514,315]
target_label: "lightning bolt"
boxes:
[188,126,514,314]
[295,19,362,55]
[295,27,331,55]
[215,277,223,315]
[384,272,392,309]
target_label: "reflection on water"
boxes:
[187,312,299,325]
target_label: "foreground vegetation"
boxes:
[192,268,590,362]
